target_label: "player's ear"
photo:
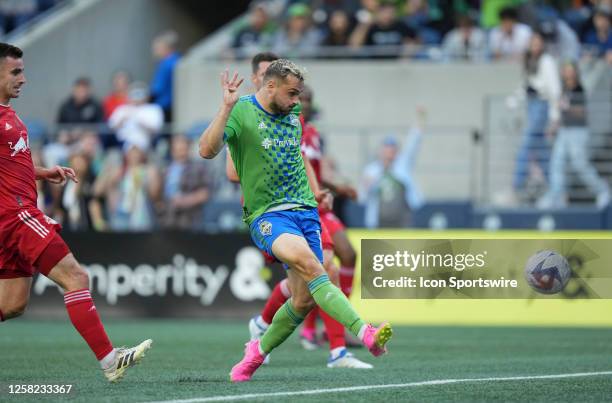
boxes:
[265,78,275,90]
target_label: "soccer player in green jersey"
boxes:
[226,53,372,369]
[199,59,392,382]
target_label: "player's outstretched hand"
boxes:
[45,165,78,185]
[221,70,244,108]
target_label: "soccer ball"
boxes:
[524,250,571,294]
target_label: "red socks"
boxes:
[261,279,290,325]
[320,309,346,350]
[339,266,355,296]
[64,289,113,360]
[302,306,318,332]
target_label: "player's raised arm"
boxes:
[199,70,243,159]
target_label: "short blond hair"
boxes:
[263,59,305,83]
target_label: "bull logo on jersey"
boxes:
[261,138,272,150]
[259,221,272,236]
[8,132,29,157]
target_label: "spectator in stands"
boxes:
[159,135,210,230]
[78,129,105,176]
[103,70,131,120]
[360,108,426,228]
[402,0,430,29]
[272,3,323,58]
[402,0,442,45]
[42,129,72,168]
[101,144,161,231]
[32,149,53,214]
[350,1,418,58]
[481,0,525,29]
[562,0,594,33]
[442,13,486,61]
[61,150,97,231]
[321,9,353,48]
[489,6,532,60]
[0,0,38,35]
[521,3,581,62]
[150,30,180,122]
[513,32,561,196]
[354,0,380,22]
[57,77,104,125]
[109,82,164,152]
[231,1,276,59]
[583,6,612,62]
[537,62,610,209]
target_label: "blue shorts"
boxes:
[249,207,323,265]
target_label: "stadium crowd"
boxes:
[0,0,65,37]
[24,0,612,232]
[228,0,612,62]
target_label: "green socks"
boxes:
[259,300,304,354]
[308,274,365,337]
[259,274,366,354]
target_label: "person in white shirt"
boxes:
[489,7,532,60]
[109,82,163,151]
[442,13,487,61]
[513,31,561,194]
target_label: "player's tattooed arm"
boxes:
[35,165,78,185]
[199,70,243,159]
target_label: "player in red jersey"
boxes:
[226,53,372,368]
[0,43,151,382]
[299,86,358,299]
[296,86,362,348]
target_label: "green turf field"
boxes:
[1,320,611,402]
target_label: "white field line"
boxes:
[145,370,612,403]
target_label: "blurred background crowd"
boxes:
[8,0,612,232]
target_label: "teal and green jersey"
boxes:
[224,94,316,224]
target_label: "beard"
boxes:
[270,99,294,115]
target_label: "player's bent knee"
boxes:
[294,256,325,281]
[49,257,90,291]
[292,295,316,314]
[68,266,90,290]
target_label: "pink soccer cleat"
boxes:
[230,339,266,382]
[362,322,393,357]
